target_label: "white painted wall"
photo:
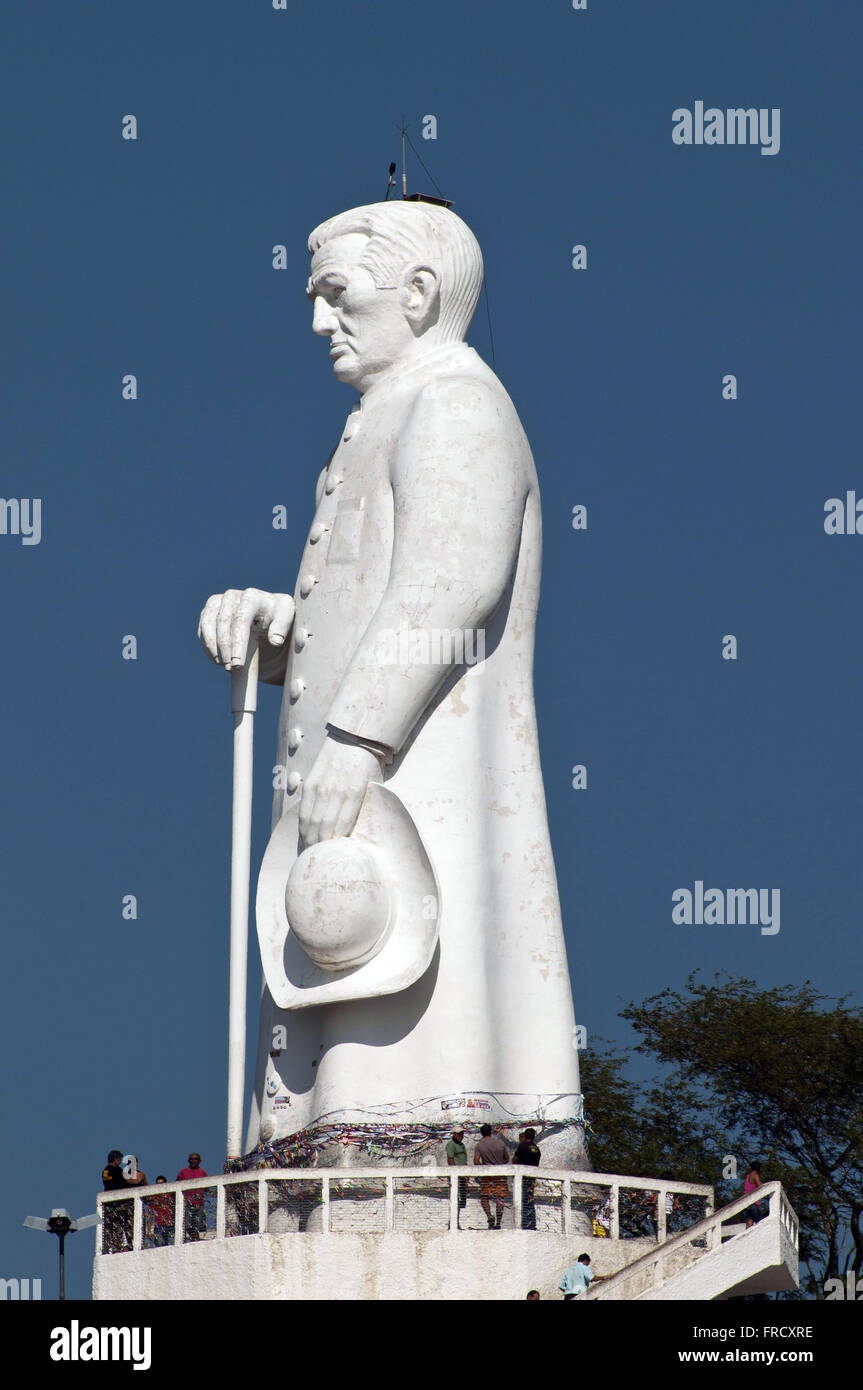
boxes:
[93,1229,655,1302]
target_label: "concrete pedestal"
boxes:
[93,1228,655,1302]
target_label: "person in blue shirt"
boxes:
[559,1253,599,1300]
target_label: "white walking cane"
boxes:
[226,635,260,1159]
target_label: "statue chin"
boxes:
[285,838,392,972]
[331,356,360,386]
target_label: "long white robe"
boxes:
[248,341,585,1167]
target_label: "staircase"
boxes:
[587,1181,798,1300]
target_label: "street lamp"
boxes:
[24,1208,97,1300]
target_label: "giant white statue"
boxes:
[199,199,586,1169]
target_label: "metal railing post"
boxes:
[513,1170,522,1231]
[216,1183,226,1241]
[657,1188,666,1244]
[322,1176,330,1234]
[563,1178,572,1236]
[707,1213,721,1250]
[610,1183,620,1240]
[174,1189,183,1247]
[132,1196,142,1252]
[259,1177,268,1235]
[449,1171,459,1231]
[385,1175,395,1232]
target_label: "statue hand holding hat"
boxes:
[298,732,384,845]
[258,735,440,1008]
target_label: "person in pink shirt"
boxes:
[177,1152,209,1241]
[743,1161,768,1228]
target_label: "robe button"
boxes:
[300,572,317,598]
[324,474,343,495]
[294,626,309,650]
[287,728,303,753]
[289,678,306,702]
[309,523,328,544]
[286,771,302,794]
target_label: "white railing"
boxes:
[585,1180,798,1299]
[96,1168,713,1255]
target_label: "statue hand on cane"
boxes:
[198,588,295,670]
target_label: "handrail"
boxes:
[96,1167,715,1255]
[585,1180,798,1300]
[98,1166,713,1201]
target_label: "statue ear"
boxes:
[401,265,439,325]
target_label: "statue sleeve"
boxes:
[326,376,529,754]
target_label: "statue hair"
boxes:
[308,201,484,342]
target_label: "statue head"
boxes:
[306,201,483,392]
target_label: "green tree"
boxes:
[581,1044,726,1189]
[581,974,863,1297]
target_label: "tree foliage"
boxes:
[580,974,863,1297]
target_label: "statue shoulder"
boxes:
[395,361,535,498]
[406,361,524,438]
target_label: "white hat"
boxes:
[257,782,439,1010]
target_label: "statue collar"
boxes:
[359,341,477,406]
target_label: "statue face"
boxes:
[307,233,425,392]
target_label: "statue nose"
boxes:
[312,296,337,336]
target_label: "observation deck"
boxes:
[93,1168,797,1300]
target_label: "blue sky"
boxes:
[1,0,860,1298]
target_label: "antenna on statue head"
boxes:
[401,120,408,199]
[393,119,454,209]
[384,161,397,200]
